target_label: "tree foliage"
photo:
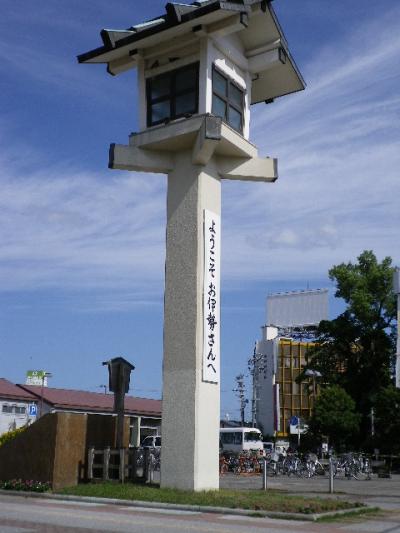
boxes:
[373,386,400,454]
[308,385,360,449]
[0,426,26,448]
[304,251,396,443]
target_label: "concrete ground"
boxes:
[220,472,400,511]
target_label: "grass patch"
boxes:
[58,483,362,515]
[316,507,381,523]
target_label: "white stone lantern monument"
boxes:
[79,0,305,490]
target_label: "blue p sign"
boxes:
[28,404,38,417]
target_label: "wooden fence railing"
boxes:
[87,447,155,483]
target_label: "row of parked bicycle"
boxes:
[219,451,371,480]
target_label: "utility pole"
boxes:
[39,372,52,418]
[233,374,247,426]
[248,344,267,428]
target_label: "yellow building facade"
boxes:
[256,327,318,438]
[276,339,316,438]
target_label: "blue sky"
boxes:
[0,1,399,421]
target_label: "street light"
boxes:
[248,345,267,428]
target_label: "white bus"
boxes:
[220,427,263,454]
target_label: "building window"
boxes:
[2,404,27,414]
[146,62,199,127]
[212,66,244,134]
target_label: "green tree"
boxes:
[308,385,361,450]
[373,386,400,454]
[304,251,396,443]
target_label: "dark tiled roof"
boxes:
[78,1,258,64]
[17,384,161,417]
[0,378,37,402]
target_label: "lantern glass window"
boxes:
[229,106,242,132]
[175,92,197,116]
[213,69,227,96]
[147,62,199,127]
[212,66,244,134]
[212,95,227,120]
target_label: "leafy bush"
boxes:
[0,479,51,492]
[0,426,26,447]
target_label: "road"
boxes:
[1,493,400,533]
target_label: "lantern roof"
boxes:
[78,0,305,104]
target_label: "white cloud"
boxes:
[0,149,166,293]
[0,3,399,304]
[227,4,400,278]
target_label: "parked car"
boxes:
[263,441,274,453]
[141,435,161,448]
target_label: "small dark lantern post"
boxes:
[102,357,135,448]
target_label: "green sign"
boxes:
[26,370,47,379]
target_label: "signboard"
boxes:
[26,370,47,386]
[202,210,220,383]
[28,404,38,417]
[289,420,308,435]
[267,289,328,328]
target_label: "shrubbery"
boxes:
[0,479,51,492]
[0,426,26,447]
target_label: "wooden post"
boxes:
[119,448,125,483]
[143,448,150,482]
[103,447,110,481]
[114,393,125,449]
[88,447,94,480]
[102,357,135,449]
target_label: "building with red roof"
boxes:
[0,378,38,435]
[1,379,161,445]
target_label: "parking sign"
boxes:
[28,404,38,417]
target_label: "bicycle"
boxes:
[304,452,325,477]
[331,453,370,480]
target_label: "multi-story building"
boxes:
[255,326,316,438]
[254,289,328,439]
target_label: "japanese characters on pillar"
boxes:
[203,209,221,384]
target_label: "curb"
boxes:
[0,490,371,522]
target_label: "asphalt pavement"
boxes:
[0,475,399,532]
[0,491,400,533]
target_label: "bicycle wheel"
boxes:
[315,461,326,475]
[267,462,278,476]
[297,461,309,478]
[350,463,368,480]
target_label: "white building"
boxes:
[0,378,38,436]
